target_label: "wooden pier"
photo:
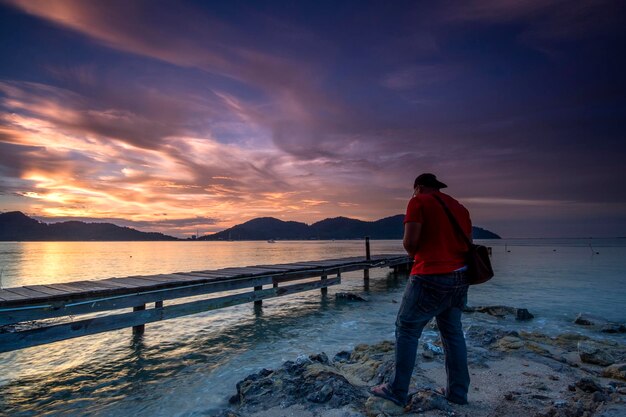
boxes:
[0,253,410,353]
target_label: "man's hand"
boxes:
[403,222,421,258]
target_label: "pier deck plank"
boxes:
[0,254,408,309]
[0,254,411,352]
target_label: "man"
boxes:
[371,173,471,406]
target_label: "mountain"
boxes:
[201,217,311,241]
[1,211,501,241]
[0,211,178,241]
[471,226,501,239]
[200,214,501,240]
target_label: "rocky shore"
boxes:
[214,306,626,417]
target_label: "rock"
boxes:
[296,354,313,365]
[472,305,517,317]
[466,325,509,347]
[574,313,626,333]
[421,349,434,360]
[592,391,609,402]
[553,333,589,350]
[575,313,596,326]
[602,363,626,381]
[364,396,405,416]
[335,293,368,302]
[578,341,616,366]
[516,308,534,321]
[407,390,452,413]
[553,399,568,408]
[423,341,444,356]
[496,336,525,351]
[596,404,626,417]
[575,378,603,393]
[600,324,626,334]
[504,392,516,401]
[334,351,352,363]
[465,305,536,322]
[310,352,330,365]
[307,383,334,403]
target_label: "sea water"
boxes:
[0,239,625,416]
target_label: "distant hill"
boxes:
[199,214,501,240]
[0,211,179,241]
[1,211,501,241]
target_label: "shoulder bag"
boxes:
[432,194,494,285]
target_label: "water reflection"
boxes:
[0,240,403,288]
[2,240,625,416]
[1,267,412,416]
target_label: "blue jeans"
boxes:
[390,272,470,404]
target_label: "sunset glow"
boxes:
[1,0,625,237]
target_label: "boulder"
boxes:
[574,313,626,333]
[578,341,616,366]
[422,341,444,356]
[553,333,590,350]
[307,383,334,403]
[603,363,626,381]
[333,350,351,363]
[335,292,368,302]
[601,324,626,334]
[407,390,453,413]
[516,308,534,321]
[464,305,535,321]
[575,377,604,393]
[575,313,596,326]
[496,336,525,351]
[421,349,435,360]
[310,352,330,365]
[364,395,405,416]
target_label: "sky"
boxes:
[0,0,625,238]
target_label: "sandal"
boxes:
[370,383,406,407]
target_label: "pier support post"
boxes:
[132,304,146,335]
[254,286,263,306]
[321,274,328,296]
[364,237,371,289]
[155,301,163,308]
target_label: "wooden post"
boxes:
[155,301,163,308]
[364,236,371,288]
[254,286,263,306]
[132,304,146,335]
[321,274,328,296]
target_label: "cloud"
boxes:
[33,214,219,236]
[1,1,625,237]
[382,64,458,91]
[442,0,626,44]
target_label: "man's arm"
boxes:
[403,222,422,259]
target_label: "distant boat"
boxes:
[267,239,276,243]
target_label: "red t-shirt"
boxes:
[404,191,472,275]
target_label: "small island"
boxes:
[0,212,501,241]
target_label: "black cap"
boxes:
[414,173,447,189]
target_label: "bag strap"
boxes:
[431,194,472,249]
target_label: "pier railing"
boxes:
[0,248,411,353]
